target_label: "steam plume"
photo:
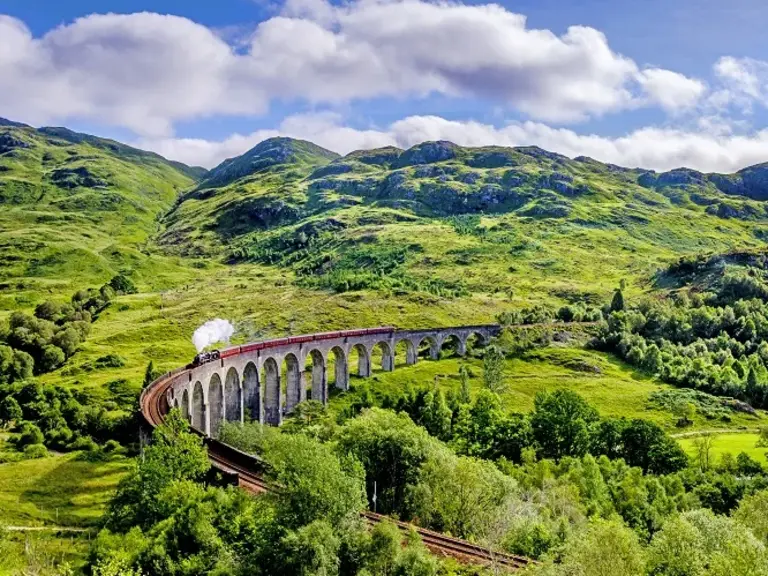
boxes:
[192,318,235,352]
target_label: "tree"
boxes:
[458,364,471,404]
[281,519,341,576]
[34,301,61,322]
[0,346,33,384]
[620,419,688,475]
[38,345,66,372]
[143,361,158,388]
[419,390,452,441]
[265,432,366,529]
[407,452,517,539]
[733,490,768,545]
[0,396,22,427]
[366,520,402,576]
[483,344,506,394]
[693,433,717,472]
[757,426,768,448]
[648,509,768,576]
[557,519,645,576]
[531,389,599,460]
[336,409,440,516]
[105,410,210,531]
[52,326,81,358]
[611,288,625,312]
[15,422,44,448]
[109,274,137,295]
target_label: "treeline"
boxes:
[221,402,768,572]
[87,399,768,575]
[90,412,455,576]
[0,379,137,462]
[595,273,768,408]
[0,274,136,383]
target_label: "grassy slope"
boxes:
[328,345,765,433]
[5,132,768,569]
[0,125,198,312]
[678,433,768,465]
[160,140,768,308]
[0,448,131,575]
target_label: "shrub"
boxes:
[23,443,47,459]
[108,274,137,295]
[15,421,44,448]
[94,354,126,369]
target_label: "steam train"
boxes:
[190,326,396,367]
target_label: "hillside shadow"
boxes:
[19,455,130,527]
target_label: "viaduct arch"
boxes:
[164,325,498,438]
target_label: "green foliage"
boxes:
[407,451,517,539]
[483,344,507,394]
[733,490,768,545]
[0,395,22,426]
[280,519,341,576]
[531,389,599,460]
[336,408,441,516]
[15,421,44,448]
[619,419,689,475]
[647,509,768,576]
[611,288,626,312]
[263,432,366,529]
[555,518,646,576]
[22,443,48,459]
[108,274,137,295]
[105,410,209,531]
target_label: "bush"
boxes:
[68,435,98,452]
[15,421,44,448]
[104,439,123,453]
[108,274,137,295]
[94,354,126,369]
[23,443,47,459]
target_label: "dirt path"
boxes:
[3,526,89,533]
[670,428,760,439]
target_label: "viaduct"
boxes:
[163,324,500,437]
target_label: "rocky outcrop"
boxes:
[0,133,31,154]
[396,141,458,167]
[50,166,108,189]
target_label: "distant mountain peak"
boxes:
[201,136,339,188]
[0,117,32,128]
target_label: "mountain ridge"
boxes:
[204,135,768,203]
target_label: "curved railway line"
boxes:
[137,325,569,570]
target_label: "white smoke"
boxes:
[192,318,235,352]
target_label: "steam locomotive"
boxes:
[192,350,221,367]
[189,326,396,368]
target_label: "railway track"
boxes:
[140,347,535,570]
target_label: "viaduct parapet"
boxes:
[162,324,500,436]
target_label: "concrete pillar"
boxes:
[406,339,418,365]
[358,347,371,377]
[335,355,349,390]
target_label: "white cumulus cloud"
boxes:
[139,112,768,174]
[0,2,706,134]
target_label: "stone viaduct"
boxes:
[163,325,499,437]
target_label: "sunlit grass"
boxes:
[678,433,768,465]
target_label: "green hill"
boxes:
[0,121,202,309]
[5,124,768,572]
[160,136,768,305]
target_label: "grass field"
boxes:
[0,453,130,528]
[329,345,767,432]
[678,433,768,466]
[0,452,130,574]
[0,530,91,576]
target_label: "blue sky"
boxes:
[3,0,768,170]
